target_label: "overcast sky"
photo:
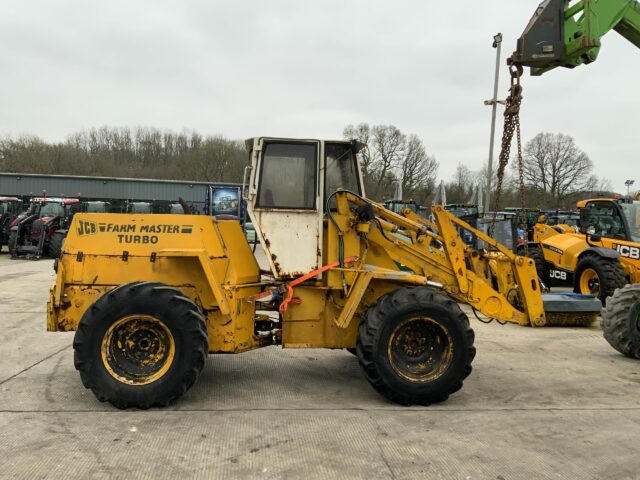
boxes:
[1,1,638,191]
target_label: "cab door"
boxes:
[246,138,322,278]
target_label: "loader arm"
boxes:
[332,192,546,326]
[511,0,640,75]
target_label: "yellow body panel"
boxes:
[539,232,640,283]
[48,214,264,353]
[532,223,576,243]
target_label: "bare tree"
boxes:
[343,123,373,180]
[344,123,437,201]
[344,123,403,197]
[520,133,595,202]
[445,163,474,204]
[0,126,249,183]
[401,134,438,204]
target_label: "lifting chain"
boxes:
[489,63,526,241]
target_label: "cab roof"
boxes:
[243,137,363,153]
[32,197,80,204]
[576,198,620,208]
[0,196,20,202]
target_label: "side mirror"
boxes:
[350,140,366,154]
[579,208,591,230]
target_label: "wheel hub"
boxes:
[101,315,175,385]
[388,317,453,383]
[580,268,600,296]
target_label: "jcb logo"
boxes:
[549,270,567,280]
[77,220,97,236]
[615,244,640,260]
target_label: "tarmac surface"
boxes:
[1,253,640,479]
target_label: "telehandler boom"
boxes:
[47,137,600,408]
[511,0,640,75]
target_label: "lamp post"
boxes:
[484,33,504,215]
[625,179,635,196]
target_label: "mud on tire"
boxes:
[601,283,640,359]
[73,281,208,409]
[356,286,476,406]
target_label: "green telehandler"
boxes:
[511,0,640,76]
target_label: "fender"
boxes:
[579,246,620,260]
[516,241,540,254]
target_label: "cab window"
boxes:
[620,202,640,243]
[324,142,361,210]
[40,202,64,218]
[584,202,626,239]
[257,143,317,209]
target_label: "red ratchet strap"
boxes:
[279,256,358,314]
[250,256,358,309]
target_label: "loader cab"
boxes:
[245,137,364,278]
[577,199,638,241]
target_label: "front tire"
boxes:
[601,284,640,359]
[573,253,626,304]
[526,246,549,287]
[73,281,208,409]
[49,231,65,259]
[7,230,17,258]
[356,287,475,405]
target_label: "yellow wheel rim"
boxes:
[101,314,175,386]
[387,317,453,383]
[579,268,601,297]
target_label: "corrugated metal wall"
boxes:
[0,173,236,207]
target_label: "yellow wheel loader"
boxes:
[47,137,601,409]
[526,198,640,303]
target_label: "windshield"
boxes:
[40,202,64,218]
[85,202,108,213]
[620,201,640,243]
[325,143,360,210]
[130,203,152,214]
[0,203,7,215]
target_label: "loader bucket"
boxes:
[542,293,601,326]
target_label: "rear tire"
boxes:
[73,281,208,409]
[49,231,65,259]
[356,287,475,405]
[601,284,640,359]
[573,253,626,304]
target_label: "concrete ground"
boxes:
[1,253,639,480]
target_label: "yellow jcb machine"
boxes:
[526,198,640,302]
[47,138,601,409]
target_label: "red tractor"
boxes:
[8,197,80,259]
[48,200,112,258]
[0,197,22,253]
